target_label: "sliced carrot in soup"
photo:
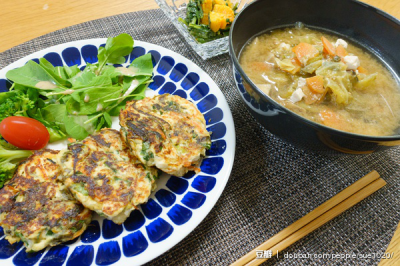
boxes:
[319,109,351,131]
[335,44,348,59]
[306,76,325,94]
[292,43,319,65]
[357,66,368,74]
[319,109,340,127]
[302,85,326,104]
[321,36,336,56]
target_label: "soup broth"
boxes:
[239,25,400,136]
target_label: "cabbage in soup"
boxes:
[239,25,400,136]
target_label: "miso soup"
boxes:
[239,25,400,136]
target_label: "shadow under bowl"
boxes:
[229,0,400,154]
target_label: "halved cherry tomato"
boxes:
[0,116,50,150]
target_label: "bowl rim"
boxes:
[228,0,400,142]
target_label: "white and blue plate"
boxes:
[0,39,235,266]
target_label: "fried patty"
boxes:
[0,149,92,252]
[65,129,158,224]
[119,94,211,176]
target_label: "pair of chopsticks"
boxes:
[232,170,386,266]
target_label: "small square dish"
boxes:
[155,0,248,59]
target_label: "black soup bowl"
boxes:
[229,0,400,154]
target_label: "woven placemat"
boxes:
[1,9,399,266]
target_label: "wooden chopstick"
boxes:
[245,178,386,266]
[231,170,385,266]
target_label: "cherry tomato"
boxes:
[0,116,50,150]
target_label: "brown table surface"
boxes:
[0,0,399,265]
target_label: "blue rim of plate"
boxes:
[0,39,236,266]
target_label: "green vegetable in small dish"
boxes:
[179,0,238,43]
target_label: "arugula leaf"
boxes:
[103,76,149,107]
[55,67,70,80]
[67,73,116,102]
[77,87,122,115]
[107,98,129,116]
[70,91,81,102]
[65,97,81,114]
[39,58,71,87]
[132,82,149,98]
[103,112,112,128]
[69,72,114,92]
[64,112,97,140]
[68,71,97,87]
[41,104,67,133]
[97,33,134,73]
[122,75,150,94]
[125,53,154,77]
[27,87,39,102]
[101,66,125,83]
[95,116,105,131]
[64,65,81,78]
[93,113,112,131]
[107,80,149,116]
[6,60,60,89]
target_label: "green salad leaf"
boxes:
[64,113,97,140]
[127,53,154,76]
[38,58,72,87]
[97,33,134,73]
[77,87,123,115]
[6,60,60,89]
[3,33,153,141]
